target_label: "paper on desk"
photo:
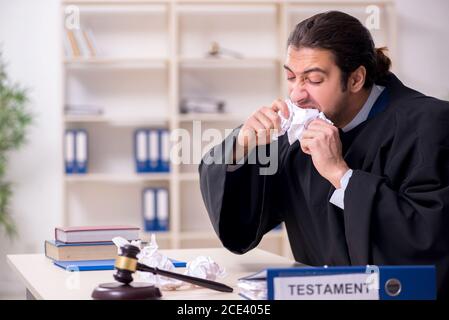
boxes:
[112,234,227,291]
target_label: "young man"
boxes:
[199,11,449,298]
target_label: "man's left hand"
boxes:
[300,119,350,188]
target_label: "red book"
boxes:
[55,225,140,244]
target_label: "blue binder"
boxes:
[65,129,88,174]
[74,129,88,173]
[142,188,169,232]
[134,129,148,173]
[64,130,75,174]
[134,128,170,173]
[264,265,436,300]
[148,129,159,172]
[142,188,157,231]
[54,258,186,271]
[158,129,170,172]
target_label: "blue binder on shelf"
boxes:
[134,128,170,173]
[253,265,436,300]
[148,129,159,172]
[65,129,88,174]
[158,129,170,172]
[142,188,169,232]
[64,130,75,174]
[75,129,88,173]
[134,129,148,173]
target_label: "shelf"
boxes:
[64,58,168,69]
[179,57,279,69]
[65,173,172,183]
[179,172,199,182]
[64,114,169,126]
[178,113,245,123]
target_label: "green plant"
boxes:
[0,50,32,237]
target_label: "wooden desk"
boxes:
[7,248,296,300]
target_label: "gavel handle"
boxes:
[136,262,233,293]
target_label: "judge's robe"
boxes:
[199,73,449,298]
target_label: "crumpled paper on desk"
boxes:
[112,234,226,291]
[273,99,334,145]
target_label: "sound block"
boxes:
[92,282,162,300]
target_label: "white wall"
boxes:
[0,0,448,298]
[0,0,63,297]
[395,0,449,99]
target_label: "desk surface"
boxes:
[7,248,295,300]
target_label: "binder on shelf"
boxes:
[142,188,169,232]
[134,129,148,173]
[64,130,75,174]
[238,265,436,300]
[143,188,157,231]
[65,129,88,174]
[134,129,171,173]
[75,129,88,173]
[156,188,169,231]
[148,130,159,172]
[159,129,170,172]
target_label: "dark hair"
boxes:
[287,11,391,90]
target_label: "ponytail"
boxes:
[374,47,392,84]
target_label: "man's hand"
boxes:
[300,119,350,188]
[235,99,289,161]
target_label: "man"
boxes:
[199,11,449,298]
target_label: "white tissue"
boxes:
[273,99,333,145]
[185,256,226,283]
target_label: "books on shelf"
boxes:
[142,188,169,232]
[134,128,170,173]
[180,97,226,114]
[65,104,104,116]
[45,240,117,261]
[64,129,88,174]
[55,225,140,243]
[64,28,99,59]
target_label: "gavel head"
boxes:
[113,244,141,285]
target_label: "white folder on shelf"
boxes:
[160,130,170,172]
[143,188,157,231]
[135,129,148,172]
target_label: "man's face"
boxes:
[284,46,349,125]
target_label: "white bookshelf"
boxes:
[61,0,396,257]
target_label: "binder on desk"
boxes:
[239,265,436,300]
[134,129,148,173]
[75,129,88,173]
[142,188,169,231]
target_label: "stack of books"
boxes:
[45,225,140,271]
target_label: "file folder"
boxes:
[148,130,159,172]
[159,129,170,172]
[143,188,157,231]
[75,129,88,173]
[134,129,148,173]
[156,188,169,231]
[64,130,75,174]
[256,265,436,300]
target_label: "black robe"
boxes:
[199,73,449,298]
